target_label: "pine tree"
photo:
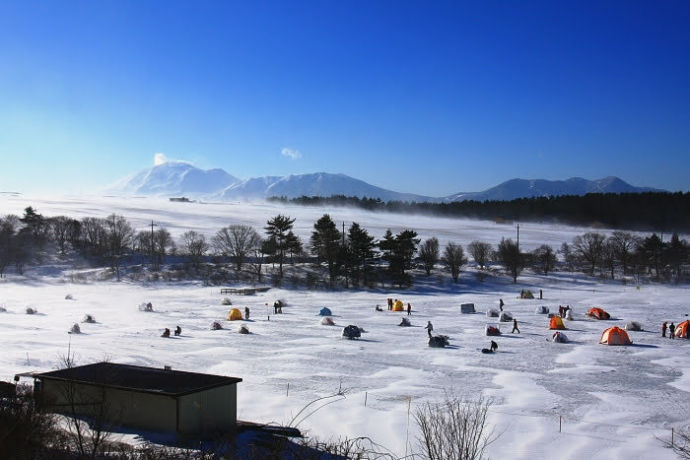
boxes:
[310,214,342,285]
[264,214,296,280]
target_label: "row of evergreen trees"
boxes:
[1,207,687,286]
[269,191,690,232]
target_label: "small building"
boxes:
[32,362,242,435]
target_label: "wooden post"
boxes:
[559,415,562,433]
[286,383,289,397]
[364,392,368,407]
[672,427,675,447]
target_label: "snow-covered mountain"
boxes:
[443,176,662,202]
[108,163,434,202]
[107,162,662,202]
[218,173,433,202]
[106,161,240,197]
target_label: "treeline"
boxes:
[268,191,690,232]
[1,206,688,286]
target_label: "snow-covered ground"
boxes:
[1,194,689,459]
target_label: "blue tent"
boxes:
[319,307,332,316]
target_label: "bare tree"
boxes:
[419,237,440,276]
[213,224,262,272]
[532,244,556,275]
[609,231,640,275]
[50,216,79,255]
[572,232,606,275]
[181,230,209,269]
[442,242,467,283]
[57,350,113,459]
[80,217,108,258]
[558,241,576,271]
[496,238,523,283]
[104,214,134,281]
[415,394,497,460]
[658,427,690,459]
[602,238,617,279]
[468,241,492,270]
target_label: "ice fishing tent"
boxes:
[486,309,500,318]
[552,331,568,343]
[549,316,566,330]
[227,308,243,321]
[461,303,475,314]
[428,335,449,348]
[600,326,632,345]
[499,312,513,322]
[588,307,610,320]
[392,300,405,312]
[675,320,690,338]
[486,324,501,336]
[535,306,549,314]
[625,321,643,332]
[318,307,332,316]
[342,325,361,339]
[321,317,334,325]
[520,289,534,299]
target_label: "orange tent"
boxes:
[549,316,566,330]
[392,300,405,312]
[588,307,610,320]
[227,308,243,321]
[600,326,632,345]
[675,320,690,338]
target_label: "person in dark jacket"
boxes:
[669,322,676,339]
[407,303,412,316]
[425,321,434,338]
[161,328,170,338]
[662,321,668,337]
[174,326,181,336]
[511,318,520,333]
[245,307,250,320]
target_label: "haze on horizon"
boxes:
[1,2,688,196]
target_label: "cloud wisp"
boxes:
[281,147,302,160]
[154,153,168,165]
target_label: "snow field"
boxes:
[1,195,689,458]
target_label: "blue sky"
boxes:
[1,1,688,196]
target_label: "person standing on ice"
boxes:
[407,303,412,316]
[425,321,433,338]
[669,322,676,339]
[499,299,504,311]
[245,307,250,320]
[662,321,667,337]
[511,318,520,333]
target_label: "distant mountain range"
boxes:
[106,161,663,202]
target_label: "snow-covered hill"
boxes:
[444,176,661,202]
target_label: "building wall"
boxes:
[40,380,177,433]
[178,384,237,434]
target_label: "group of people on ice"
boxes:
[662,321,688,339]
